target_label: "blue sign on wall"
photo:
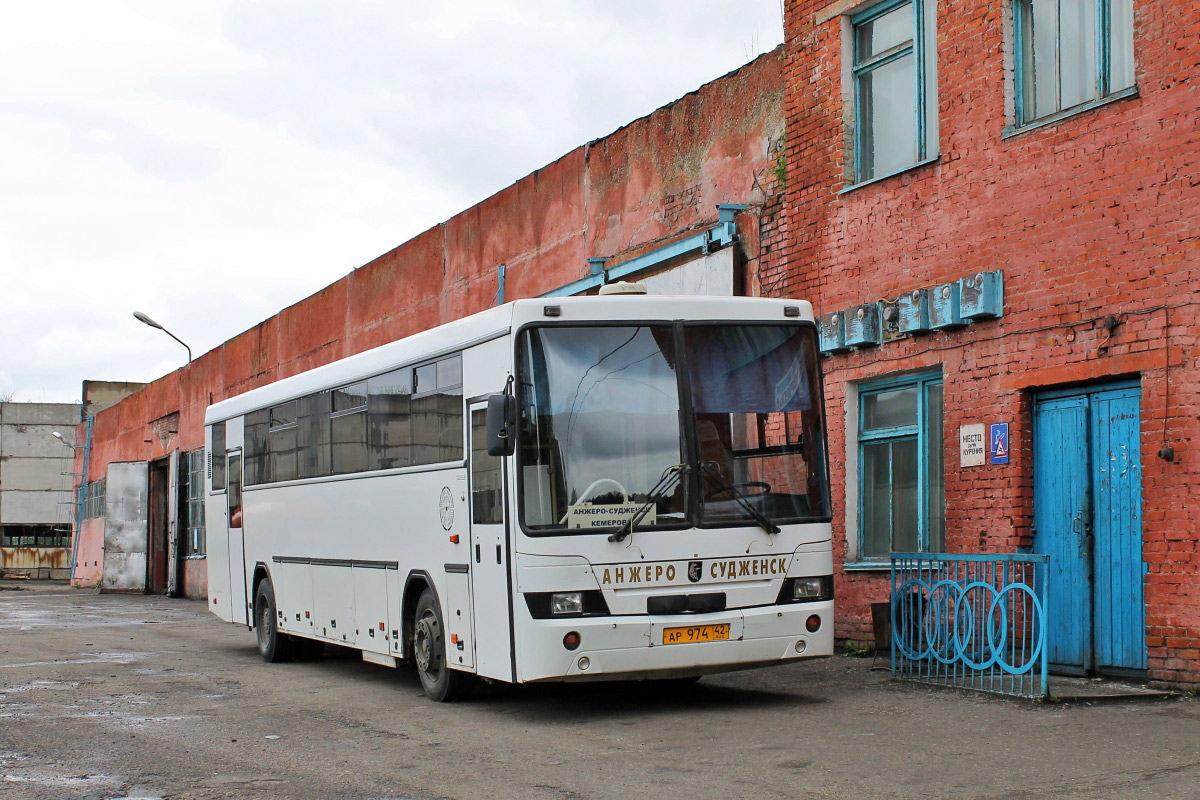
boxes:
[990,423,1010,465]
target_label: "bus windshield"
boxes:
[518,325,687,532]
[517,322,829,535]
[684,324,828,527]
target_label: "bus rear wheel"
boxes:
[254,579,292,663]
[412,588,468,702]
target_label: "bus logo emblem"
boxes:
[439,487,455,530]
[688,561,702,583]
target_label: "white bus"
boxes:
[205,289,833,700]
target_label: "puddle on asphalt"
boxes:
[0,651,150,670]
[1,770,122,788]
[0,679,81,695]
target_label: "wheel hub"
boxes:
[414,613,440,676]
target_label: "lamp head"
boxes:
[133,311,163,330]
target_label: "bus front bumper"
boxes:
[516,600,834,683]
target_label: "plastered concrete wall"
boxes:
[779,0,1200,687]
[0,403,80,525]
[75,50,788,594]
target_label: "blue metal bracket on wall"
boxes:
[539,204,746,298]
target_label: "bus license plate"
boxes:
[662,623,730,645]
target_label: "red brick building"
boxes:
[70,52,788,597]
[72,0,1199,690]
[770,0,1198,687]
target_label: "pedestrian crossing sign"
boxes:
[990,422,1009,465]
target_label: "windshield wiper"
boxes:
[607,464,689,543]
[700,463,780,535]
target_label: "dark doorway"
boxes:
[147,458,170,594]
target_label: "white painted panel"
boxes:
[312,564,356,644]
[442,571,475,670]
[273,561,314,638]
[353,566,391,655]
[638,247,735,297]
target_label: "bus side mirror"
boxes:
[486,393,516,457]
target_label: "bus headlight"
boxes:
[792,578,825,600]
[777,576,833,604]
[524,591,610,618]
[551,592,584,615]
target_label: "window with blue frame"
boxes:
[857,373,944,561]
[1014,0,1135,126]
[851,0,937,184]
[183,449,205,556]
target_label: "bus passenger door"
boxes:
[468,402,513,681]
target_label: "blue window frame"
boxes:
[1014,0,1135,126]
[851,0,935,184]
[857,372,944,561]
[184,449,205,556]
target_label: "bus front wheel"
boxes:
[412,588,468,702]
[254,579,292,663]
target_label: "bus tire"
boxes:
[413,588,468,702]
[254,579,292,663]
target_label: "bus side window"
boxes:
[298,391,331,479]
[244,409,270,485]
[368,369,413,470]
[269,400,299,482]
[412,355,463,465]
[331,382,368,474]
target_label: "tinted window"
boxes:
[369,369,412,470]
[298,392,331,479]
[331,382,368,475]
[411,355,463,465]
[471,408,502,524]
[333,382,367,413]
[269,400,299,482]
[244,409,270,485]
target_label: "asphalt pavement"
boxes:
[1,583,1197,800]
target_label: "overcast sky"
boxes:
[0,2,783,405]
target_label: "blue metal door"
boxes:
[1034,383,1145,675]
[1090,388,1146,672]
[1033,396,1091,672]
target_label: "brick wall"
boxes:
[75,50,789,598]
[778,0,1200,687]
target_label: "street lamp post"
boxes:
[133,311,192,362]
[50,431,81,449]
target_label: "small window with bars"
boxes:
[184,449,206,556]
